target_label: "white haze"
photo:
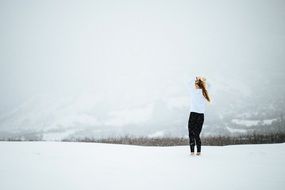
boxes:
[0,0,284,138]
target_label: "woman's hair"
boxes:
[195,79,211,102]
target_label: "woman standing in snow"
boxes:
[188,76,211,156]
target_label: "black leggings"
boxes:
[188,112,204,153]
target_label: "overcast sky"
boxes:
[0,0,285,114]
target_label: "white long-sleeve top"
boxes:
[189,77,211,114]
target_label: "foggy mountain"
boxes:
[0,0,284,140]
[0,76,284,140]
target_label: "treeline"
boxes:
[202,132,285,146]
[1,132,285,146]
[62,132,285,146]
[0,136,41,142]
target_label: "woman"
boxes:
[188,76,211,156]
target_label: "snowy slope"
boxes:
[0,142,284,190]
[0,88,282,140]
[0,93,187,140]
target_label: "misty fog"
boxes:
[0,0,284,140]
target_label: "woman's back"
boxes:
[190,87,206,114]
[189,76,210,114]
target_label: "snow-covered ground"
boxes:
[0,142,284,190]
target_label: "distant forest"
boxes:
[1,132,285,146]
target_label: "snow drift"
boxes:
[0,142,284,190]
